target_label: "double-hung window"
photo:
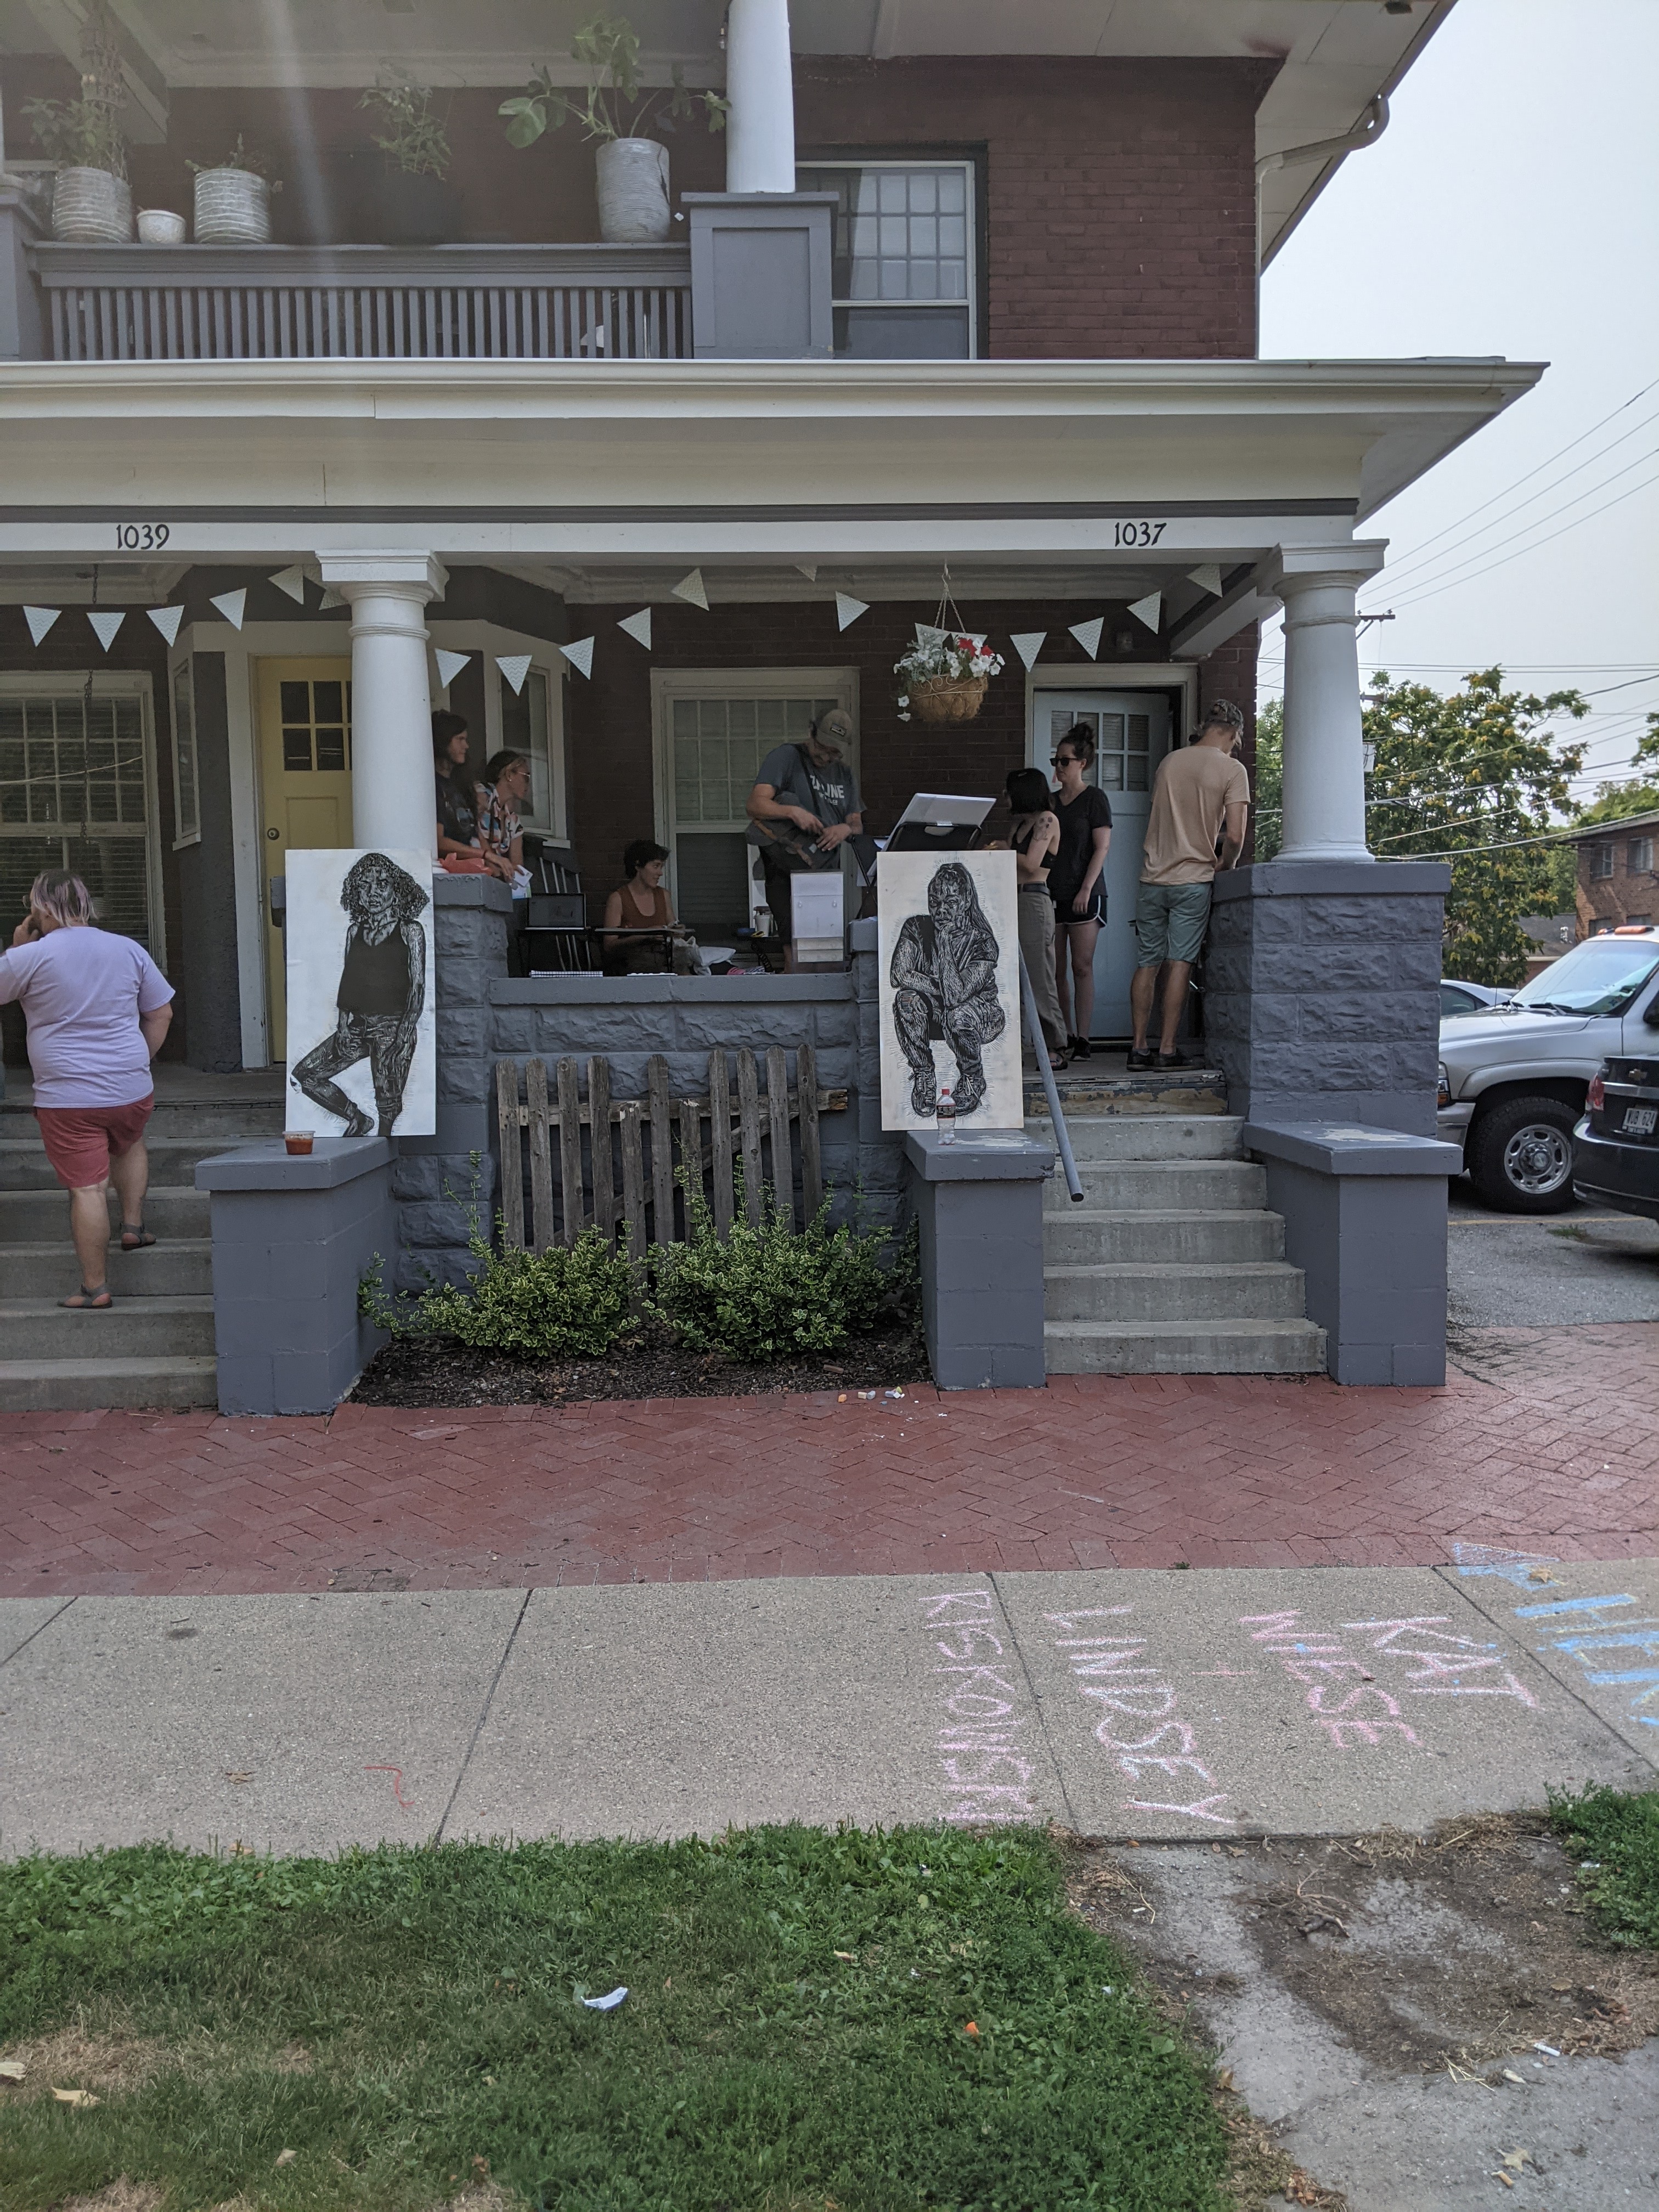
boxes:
[1629,837,1654,875]
[795,160,975,358]
[1593,843,1615,879]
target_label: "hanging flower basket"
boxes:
[908,673,989,725]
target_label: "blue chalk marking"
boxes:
[1514,1594,1637,1618]
[1584,1668,1659,1686]
[1547,1631,1659,1655]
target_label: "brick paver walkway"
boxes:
[2,1323,1654,1600]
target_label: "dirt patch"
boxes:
[1073,1816,1659,2080]
[57,2186,165,2212]
[351,1320,929,1407]
[0,2025,170,2101]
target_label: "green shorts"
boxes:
[1133,880,1213,967]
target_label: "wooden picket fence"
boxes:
[494,1048,847,1257]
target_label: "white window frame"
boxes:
[1629,837,1654,874]
[1593,843,1616,878]
[0,670,165,963]
[795,158,977,356]
[168,650,202,849]
[651,665,860,913]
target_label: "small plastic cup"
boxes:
[284,1131,314,1156]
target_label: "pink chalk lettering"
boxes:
[1284,1657,1368,1684]
[1116,1753,1217,1784]
[1096,1719,1200,1757]
[942,1753,1036,1785]
[934,1626,1006,1660]
[945,1694,1015,1719]
[1318,1717,1423,1749]
[1078,1685,1178,1719]
[1043,1607,1134,1631]
[1069,1652,1158,1677]
[935,1666,1022,1698]
[1344,1616,1489,1653]
[1125,1794,1235,1825]
[922,1589,994,1619]
[1240,1611,1304,1640]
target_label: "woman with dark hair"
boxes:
[1003,766,1068,1066]
[475,748,531,889]
[1047,723,1113,1057]
[432,710,484,865]
[601,839,687,975]
[291,853,428,1137]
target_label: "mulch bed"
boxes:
[350,1320,930,1407]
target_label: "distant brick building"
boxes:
[1574,812,1659,934]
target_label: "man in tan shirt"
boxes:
[1127,701,1251,1069]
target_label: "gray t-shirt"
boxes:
[747,744,862,847]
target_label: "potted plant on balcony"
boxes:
[189,136,280,244]
[500,9,726,246]
[22,91,129,243]
[895,632,1006,726]
[359,80,458,246]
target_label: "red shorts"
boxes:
[35,1094,155,1190]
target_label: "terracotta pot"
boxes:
[909,674,989,726]
[52,167,131,243]
[194,167,271,244]
[596,136,670,244]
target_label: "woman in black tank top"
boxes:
[1004,768,1069,1065]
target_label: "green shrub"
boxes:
[1549,1783,1659,1950]
[646,1183,895,1363]
[361,1225,634,1360]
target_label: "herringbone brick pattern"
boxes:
[2,1325,1654,1599]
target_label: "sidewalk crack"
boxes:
[988,1571,1081,1832]
[434,1587,533,1844]
[1,1594,77,1671]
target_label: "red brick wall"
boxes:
[570,596,1259,899]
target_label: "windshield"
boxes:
[1512,936,1659,1017]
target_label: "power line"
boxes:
[1384,466,1659,613]
[1380,454,1659,609]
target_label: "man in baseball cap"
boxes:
[746,709,866,941]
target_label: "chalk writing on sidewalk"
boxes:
[1455,1544,1659,1740]
[921,1588,1043,1825]
[1043,1604,1235,1827]
[1240,1608,1538,1750]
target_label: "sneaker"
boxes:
[1071,1035,1092,1060]
[1156,1049,1192,1069]
[1125,1047,1156,1071]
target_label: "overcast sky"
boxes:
[1257,0,1658,799]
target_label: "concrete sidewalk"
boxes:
[4,1549,1655,1860]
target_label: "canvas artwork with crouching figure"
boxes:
[877,850,1023,1131]
[285,849,437,1137]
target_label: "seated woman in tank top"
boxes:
[601,840,690,976]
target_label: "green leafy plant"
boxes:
[21,94,125,176]
[187,132,281,183]
[500,9,728,148]
[361,1227,634,1360]
[646,1181,896,1363]
[360,79,452,179]
[1550,1784,1659,1951]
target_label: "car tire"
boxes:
[1467,1094,1579,1214]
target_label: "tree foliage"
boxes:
[1254,669,1588,987]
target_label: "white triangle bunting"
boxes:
[559,637,595,680]
[496,653,533,695]
[23,606,61,646]
[269,565,308,605]
[794,563,818,582]
[915,623,947,649]
[1009,630,1046,672]
[210,588,247,630]
[1127,591,1163,634]
[87,610,125,652]
[672,568,708,610]
[835,592,869,631]
[434,648,471,691]
[617,608,652,649]
[1187,565,1223,597]
[147,605,184,647]
[318,586,346,611]
[1068,616,1104,659]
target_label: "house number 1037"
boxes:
[114,523,170,550]
[1112,521,1167,546]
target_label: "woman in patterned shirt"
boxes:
[475,750,531,890]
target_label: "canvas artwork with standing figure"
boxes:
[285,849,437,1137]
[877,850,1022,1131]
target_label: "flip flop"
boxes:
[120,1223,156,1250]
[60,1285,114,1309]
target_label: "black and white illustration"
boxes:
[286,849,436,1137]
[878,851,1021,1130]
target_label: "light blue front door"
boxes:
[1030,691,1175,1038]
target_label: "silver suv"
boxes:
[1437,929,1659,1211]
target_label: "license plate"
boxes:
[1623,1104,1658,1136]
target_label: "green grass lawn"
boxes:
[0,1824,1226,2212]
[1551,1782,1659,1951]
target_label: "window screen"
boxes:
[795,163,973,359]
[1629,838,1654,874]
[500,667,558,832]
[0,692,156,947]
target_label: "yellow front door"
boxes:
[258,659,353,1060]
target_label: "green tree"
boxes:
[1253,669,1588,988]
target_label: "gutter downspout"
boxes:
[1255,93,1390,265]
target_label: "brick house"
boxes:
[1573,812,1659,934]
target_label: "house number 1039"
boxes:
[1112,521,1167,546]
[114,523,170,550]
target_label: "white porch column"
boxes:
[1268,545,1385,865]
[725,0,797,193]
[319,551,448,857]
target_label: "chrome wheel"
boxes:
[1502,1121,1572,1198]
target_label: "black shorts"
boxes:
[1051,882,1107,926]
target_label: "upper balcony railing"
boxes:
[27,242,694,364]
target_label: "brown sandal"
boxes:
[120,1223,156,1251]
[60,1285,113,1309]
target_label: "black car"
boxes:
[1573,1056,1659,1222]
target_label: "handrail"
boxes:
[1018,952,1083,1202]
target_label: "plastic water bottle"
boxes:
[936,1083,957,1146]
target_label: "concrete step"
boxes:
[0,1185,210,1241]
[0,1295,215,1358]
[1028,1114,1244,1164]
[1043,1208,1285,1265]
[1042,1158,1266,1214]
[1022,1066,1227,1118]
[0,1136,238,1190]
[0,1239,213,1300]
[0,1355,218,1412]
[1044,1317,1327,1376]
[1044,1261,1307,1324]
[2,1095,283,1141]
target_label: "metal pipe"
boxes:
[1019,952,1082,1203]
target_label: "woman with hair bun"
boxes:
[1047,723,1113,1057]
[601,840,702,975]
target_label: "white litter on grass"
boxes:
[1533,2041,1562,2058]
[583,1987,628,2011]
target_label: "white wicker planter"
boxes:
[595,137,670,245]
[136,208,186,245]
[194,167,272,244]
[52,167,132,244]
